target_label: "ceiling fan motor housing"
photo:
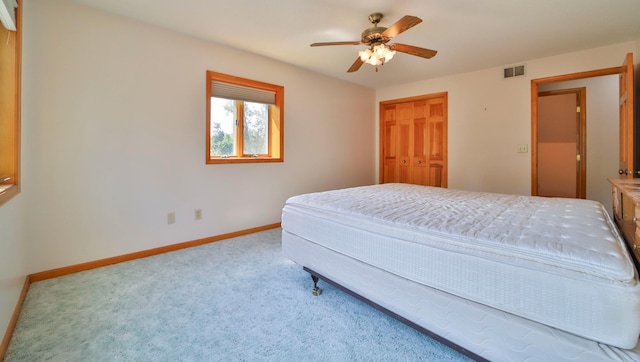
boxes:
[363,13,388,44]
[362,26,389,44]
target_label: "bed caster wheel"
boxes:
[310,274,322,296]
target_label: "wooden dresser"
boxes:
[609,178,640,266]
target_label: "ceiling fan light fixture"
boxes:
[381,46,396,61]
[359,48,373,62]
[359,44,395,67]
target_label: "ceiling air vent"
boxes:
[503,64,525,79]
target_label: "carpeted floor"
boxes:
[5,228,470,361]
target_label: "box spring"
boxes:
[283,231,640,361]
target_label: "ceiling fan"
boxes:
[311,12,437,73]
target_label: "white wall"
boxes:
[18,0,375,273]
[376,42,636,199]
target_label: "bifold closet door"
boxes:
[380,94,447,187]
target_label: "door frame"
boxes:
[531,67,620,196]
[536,88,586,198]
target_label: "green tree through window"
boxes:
[243,102,268,155]
[210,122,234,156]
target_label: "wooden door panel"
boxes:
[398,122,410,181]
[398,102,412,182]
[411,166,428,185]
[398,104,411,120]
[412,120,426,158]
[398,122,411,161]
[382,105,398,182]
[399,164,411,183]
[413,100,427,118]
[425,99,445,187]
[429,122,444,160]
[619,52,634,178]
[397,106,412,159]
[429,163,443,187]
[383,122,397,177]
[383,124,397,158]
[411,100,427,185]
[429,100,444,117]
[383,158,397,183]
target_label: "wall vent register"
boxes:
[503,64,525,79]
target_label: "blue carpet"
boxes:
[5,228,470,361]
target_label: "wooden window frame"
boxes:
[0,1,21,207]
[206,71,284,164]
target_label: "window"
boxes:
[206,71,284,164]
[0,2,20,206]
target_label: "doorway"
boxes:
[531,54,636,217]
[536,88,586,198]
[531,67,621,204]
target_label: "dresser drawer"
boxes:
[609,178,640,268]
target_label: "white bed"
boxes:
[281,183,640,361]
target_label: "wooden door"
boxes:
[379,93,448,187]
[619,52,635,178]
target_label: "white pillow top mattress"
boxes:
[281,183,640,348]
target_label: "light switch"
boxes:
[517,144,528,153]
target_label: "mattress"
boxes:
[281,183,640,349]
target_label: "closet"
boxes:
[380,92,448,187]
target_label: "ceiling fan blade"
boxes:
[390,43,437,59]
[347,57,364,73]
[381,16,422,38]
[311,41,362,47]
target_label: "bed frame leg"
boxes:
[311,275,323,296]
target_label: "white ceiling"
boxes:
[72,0,640,88]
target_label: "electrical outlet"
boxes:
[517,144,528,153]
[167,212,176,224]
[195,209,202,220]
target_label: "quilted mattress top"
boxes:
[285,183,637,284]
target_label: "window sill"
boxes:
[207,157,283,164]
[0,184,19,207]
